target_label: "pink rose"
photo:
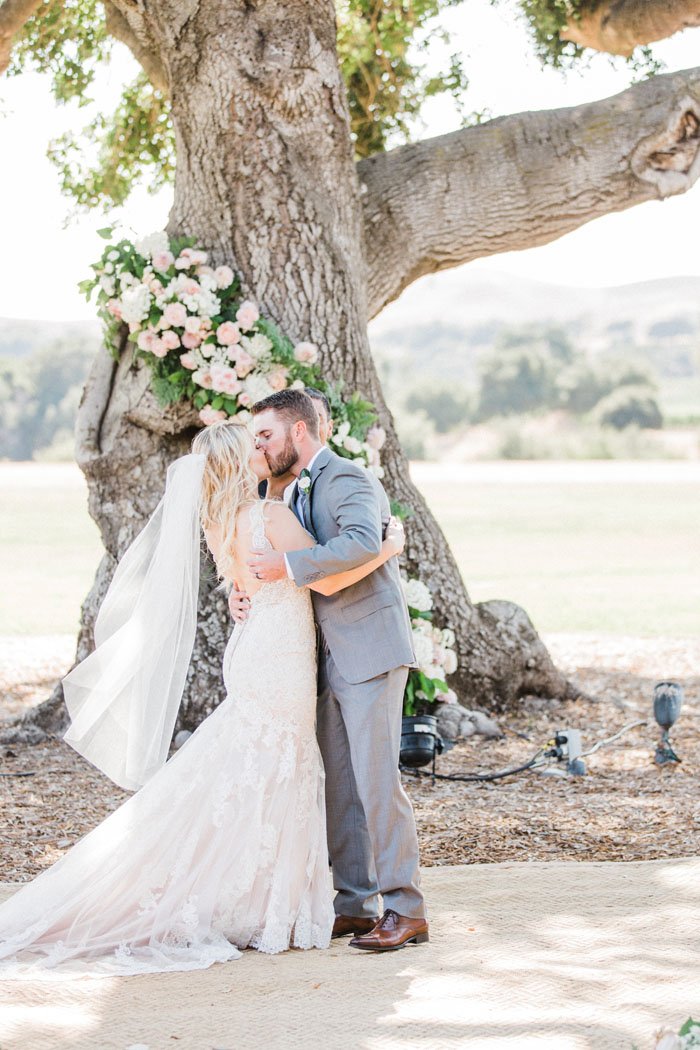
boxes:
[182,331,202,349]
[197,265,215,278]
[152,250,174,273]
[234,349,254,378]
[180,352,197,370]
[106,299,122,320]
[199,405,227,426]
[236,300,259,331]
[162,302,187,328]
[214,265,235,289]
[267,369,288,392]
[184,315,202,335]
[216,321,241,346]
[160,330,181,351]
[182,279,200,296]
[192,369,213,389]
[293,341,318,364]
[238,392,252,407]
[136,327,159,352]
[366,425,386,451]
[150,338,169,358]
[211,364,242,396]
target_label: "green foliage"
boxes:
[47,74,175,210]
[510,1,663,74]
[475,326,572,420]
[405,382,471,432]
[11,0,471,206]
[593,384,663,430]
[8,0,110,104]
[337,0,470,158]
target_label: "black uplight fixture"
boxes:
[653,681,683,765]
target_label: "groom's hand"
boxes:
[247,550,287,582]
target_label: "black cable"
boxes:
[401,748,548,783]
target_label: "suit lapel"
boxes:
[305,446,332,535]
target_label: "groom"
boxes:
[245,388,427,952]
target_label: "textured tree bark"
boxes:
[562,0,700,57]
[361,68,700,318]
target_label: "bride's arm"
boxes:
[264,504,404,595]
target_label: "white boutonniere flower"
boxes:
[298,470,312,494]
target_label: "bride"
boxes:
[0,421,404,976]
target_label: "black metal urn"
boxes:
[400,714,444,769]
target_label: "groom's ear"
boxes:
[292,419,307,442]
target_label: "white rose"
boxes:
[107,250,120,262]
[343,435,363,455]
[443,649,458,675]
[120,283,152,325]
[331,421,350,446]
[293,341,319,364]
[104,262,114,275]
[442,628,455,648]
[290,379,305,390]
[214,265,235,289]
[99,275,116,297]
[402,577,433,613]
[135,231,169,259]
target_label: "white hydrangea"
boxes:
[120,283,152,325]
[99,275,116,297]
[135,231,169,259]
[331,421,351,446]
[243,373,275,404]
[402,577,433,613]
[411,630,435,670]
[241,332,273,361]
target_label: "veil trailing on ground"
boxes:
[63,453,206,791]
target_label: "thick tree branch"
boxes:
[0,0,43,74]
[360,68,700,320]
[562,0,700,57]
[103,0,169,94]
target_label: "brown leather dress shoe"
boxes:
[332,914,379,939]
[349,909,429,952]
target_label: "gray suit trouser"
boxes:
[317,645,425,920]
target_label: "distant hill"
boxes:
[368,270,700,393]
[0,318,100,359]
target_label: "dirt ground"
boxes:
[0,633,698,882]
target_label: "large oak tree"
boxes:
[2,0,699,734]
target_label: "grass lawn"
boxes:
[1,461,699,637]
[412,462,700,637]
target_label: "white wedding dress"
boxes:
[0,502,334,976]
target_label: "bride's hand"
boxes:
[228,582,251,623]
[385,516,405,556]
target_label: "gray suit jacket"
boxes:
[285,447,416,685]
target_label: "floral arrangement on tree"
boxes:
[82,229,384,473]
[401,576,458,717]
[82,228,460,711]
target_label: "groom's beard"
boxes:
[266,432,299,477]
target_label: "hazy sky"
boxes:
[1,0,699,321]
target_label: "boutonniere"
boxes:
[298,469,312,495]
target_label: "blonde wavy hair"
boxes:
[191,421,260,582]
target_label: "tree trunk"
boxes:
[9,0,576,744]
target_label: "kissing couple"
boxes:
[0,388,428,976]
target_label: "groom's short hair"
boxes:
[252,389,320,439]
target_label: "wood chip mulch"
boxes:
[1,635,698,882]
